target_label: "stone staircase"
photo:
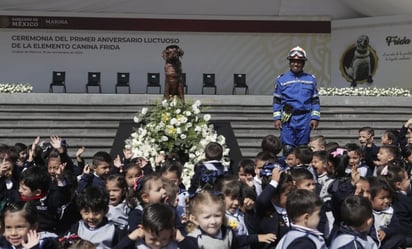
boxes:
[0,93,410,163]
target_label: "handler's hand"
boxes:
[274,120,282,130]
[310,120,319,130]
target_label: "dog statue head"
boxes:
[356,35,369,50]
[162,45,184,64]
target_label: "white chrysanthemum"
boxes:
[193,100,201,107]
[161,136,168,142]
[170,118,178,125]
[180,134,187,139]
[175,109,181,114]
[194,125,202,133]
[217,135,226,144]
[177,115,188,124]
[138,127,147,136]
[141,107,148,115]
[203,114,211,121]
[194,109,200,115]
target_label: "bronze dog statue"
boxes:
[162,45,184,101]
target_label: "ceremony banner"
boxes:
[0,14,330,94]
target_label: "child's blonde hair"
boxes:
[186,191,225,233]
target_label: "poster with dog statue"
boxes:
[331,16,412,89]
[340,34,379,87]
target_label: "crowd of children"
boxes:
[0,117,412,249]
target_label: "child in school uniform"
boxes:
[177,191,276,249]
[0,201,59,249]
[289,167,317,192]
[215,176,250,249]
[330,195,377,249]
[358,126,379,173]
[311,150,334,201]
[188,142,228,196]
[381,165,412,247]
[105,174,130,230]
[291,146,317,181]
[368,177,404,249]
[77,151,112,193]
[127,174,167,232]
[345,143,371,177]
[309,135,327,152]
[64,186,126,249]
[254,168,294,248]
[114,203,179,249]
[0,149,20,209]
[374,145,400,176]
[159,159,189,227]
[275,189,326,249]
[238,159,256,191]
[253,151,277,196]
[19,166,70,237]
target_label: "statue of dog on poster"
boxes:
[162,45,184,101]
[345,35,374,87]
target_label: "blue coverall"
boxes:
[273,70,320,148]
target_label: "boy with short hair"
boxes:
[293,145,317,181]
[284,150,299,169]
[330,195,378,249]
[237,158,256,186]
[19,165,70,236]
[67,186,125,248]
[77,151,112,193]
[289,167,317,192]
[345,143,371,177]
[188,142,227,195]
[275,189,325,249]
[261,134,282,158]
[358,126,379,173]
[114,203,178,249]
[253,151,276,196]
[309,135,326,152]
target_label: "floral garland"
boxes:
[0,83,33,93]
[0,83,410,97]
[318,87,411,96]
[125,97,230,187]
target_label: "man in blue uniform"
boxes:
[273,46,320,154]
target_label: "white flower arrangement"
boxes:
[319,87,411,96]
[125,97,230,187]
[0,83,33,93]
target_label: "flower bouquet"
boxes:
[125,97,230,187]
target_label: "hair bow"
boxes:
[58,233,80,243]
[331,148,347,158]
[133,175,144,191]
